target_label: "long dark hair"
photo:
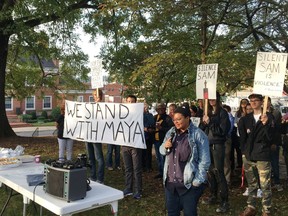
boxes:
[236,98,249,118]
[207,99,222,116]
[207,92,222,116]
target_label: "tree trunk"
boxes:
[0,33,16,137]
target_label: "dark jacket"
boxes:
[200,107,230,145]
[154,113,173,143]
[56,114,66,139]
[238,112,275,161]
[144,111,155,141]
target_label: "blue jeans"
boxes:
[58,138,73,161]
[165,184,205,216]
[122,146,142,193]
[154,140,164,175]
[86,142,104,182]
[106,144,120,168]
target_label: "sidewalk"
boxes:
[13,126,56,132]
[13,126,57,137]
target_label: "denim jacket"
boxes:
[160,122,210,189]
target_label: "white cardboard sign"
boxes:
[253,52,287,97]
[90,59,104,89]
[63,100,146,149]
[196,64,218,99]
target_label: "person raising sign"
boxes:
[86,89,105,183]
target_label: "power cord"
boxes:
[32,181,45,216]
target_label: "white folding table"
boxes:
[0,162,123,216]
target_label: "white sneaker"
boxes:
[257,189,262,198]
[242,187,249,196]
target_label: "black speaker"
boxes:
[43,164,87,202]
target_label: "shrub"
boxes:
[37,116,45,123]
[50,106,61,120]
[20,114,32,122]
[30,111,37,119]
[26,119,38,123]
[41,110,48,119]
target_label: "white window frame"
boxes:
[25,96,35,110]
[108,96,114,102]
[77,96,84,102]
[5,97,13,111]
[43,96,52,109]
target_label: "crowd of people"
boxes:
[56,91,288,216]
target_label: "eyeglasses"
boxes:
[250,99,261,103]
[173,118,184,122]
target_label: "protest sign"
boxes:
[90,59,104,89]
[191,117,201,127]
[253,52,288,97]
[63,100,146,149]
[196,63,218,99]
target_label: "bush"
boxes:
[41,110,48,119]
[26,119,38,123]
[37,116,45,123]
[29,111,37,119]
[19,114,32,122]
[50,106,61,120]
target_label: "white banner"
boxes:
[90,59,104,89]
[253,52,288,97]
[196,64,218,99]
[63,100,146,149]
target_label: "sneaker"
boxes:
[216,202,229,213]
[243,187,249,196]
[239,206,257,216]
[257,189,262,198]
[133,192,142,199]
[107,167,114,171]
[201,196,217,205]
[123,189,133,197]
[116,166,121,170]
[273,184,283,192]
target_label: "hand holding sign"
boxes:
[196,63,218,116]
[253,52,287,114]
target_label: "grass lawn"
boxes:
[0,136,288,216]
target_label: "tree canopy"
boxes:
[0,0,287,137]
[90,0,288,103]
[0,0,103,137]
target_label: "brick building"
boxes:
[5,59,125,118]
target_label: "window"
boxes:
[43,96,52,109]
[89,96,94,102]
[5,97,12,110]
[108,96,114,102]
[77,96,83,102]
[25,96,35,110]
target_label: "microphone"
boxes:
[167,132,175,153]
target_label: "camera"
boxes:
[76,154,90,168]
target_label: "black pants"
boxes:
[208,144,229,203]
